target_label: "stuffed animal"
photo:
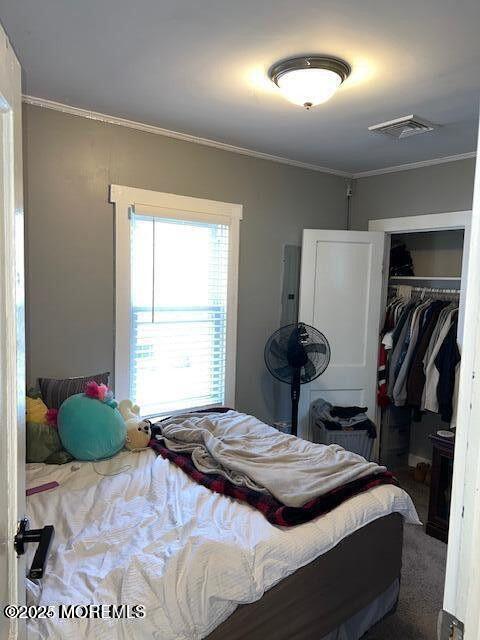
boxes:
[58,381,126,461]
[26,396,49,424]
[118,399,151,451]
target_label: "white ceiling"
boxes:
[1,0,479,173]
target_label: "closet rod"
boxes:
[389,285,460,293]
[388,284,460,299]
[389,276,461,282]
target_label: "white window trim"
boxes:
[110,184,242,415]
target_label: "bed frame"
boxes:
[207,512,403,640]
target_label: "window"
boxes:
[131,215,229,415]
[111,186,242,417]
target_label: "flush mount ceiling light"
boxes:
[269,55,351,109]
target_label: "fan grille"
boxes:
[264,322,330,384]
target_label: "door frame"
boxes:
[369,209,473,633]
[456,123,480,640]
[0,24,26,640]
[0,20,26,640]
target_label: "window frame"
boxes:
[110,185,242,416]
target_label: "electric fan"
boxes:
[264,322,331,436]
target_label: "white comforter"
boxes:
[160,411,387,507]
[26,448,419,640]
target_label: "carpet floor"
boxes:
[364,468,447,640]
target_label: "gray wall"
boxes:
[23,104,347,422]
[351,158,476,230]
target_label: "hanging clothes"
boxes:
[387,303,415,399]
[435,318,461,422]
[422,307,458,414]
[392,299,431,406]
[406,301,446,409]
[378,299,404,406]
[377,343,389,407]
[378,286,460,425]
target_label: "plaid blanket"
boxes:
[149,437,398,527]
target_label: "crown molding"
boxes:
[22,94,352,178]
[352,151,476,179]
[22,95,476,180]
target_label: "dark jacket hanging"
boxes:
[406,301,447,409]
[435,318,460,423]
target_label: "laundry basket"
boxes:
[311,399,375,461]
[315,422,374,460]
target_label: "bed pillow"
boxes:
[38,372,110,409]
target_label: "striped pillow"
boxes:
[38,372,110,409]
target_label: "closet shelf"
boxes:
[389,276,461,282]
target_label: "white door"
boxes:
[298,229,385,442]
[0,25,26,640]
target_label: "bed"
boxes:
[25,415,419,640]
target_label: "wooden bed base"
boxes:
[207,512,403,640]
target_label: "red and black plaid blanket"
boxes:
[149,437,398,527]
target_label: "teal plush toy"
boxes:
[58,381,126,461]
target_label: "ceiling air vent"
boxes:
[368,115,436,139]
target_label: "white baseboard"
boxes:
[408,453,432,468]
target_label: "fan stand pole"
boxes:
[291,369,301,437]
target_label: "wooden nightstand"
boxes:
[426,433,455,543]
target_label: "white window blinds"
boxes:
[130,213,229,416]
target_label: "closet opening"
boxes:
[356,215,472,634]
[380,227,466,479]
[366,211,471,639]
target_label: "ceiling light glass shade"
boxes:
[269,56,351,109]
[277,68,341,107]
